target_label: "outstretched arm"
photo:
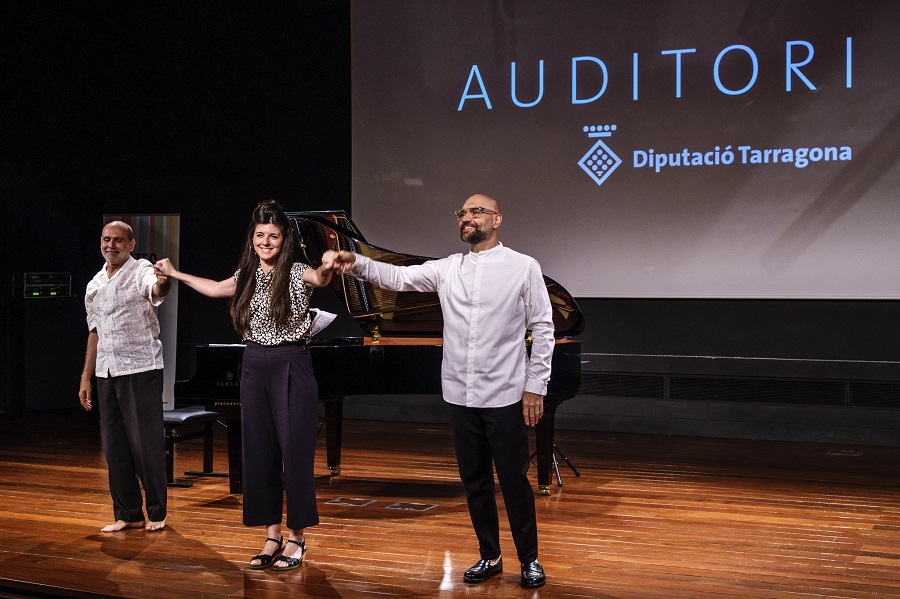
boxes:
[322,250,356,273]
[154,258,236,298]
[322,249,440,293]
[302,262,335,288]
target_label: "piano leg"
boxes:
[224,417,243,495]
[322,396,344,475]
[534,399,561,495]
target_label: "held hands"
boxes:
[523,391,544,427]
[154,258,176,279]
[321,250,356,274]
[152,258,173,296]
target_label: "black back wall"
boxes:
[1,4,897,423]
[2,3,351,411]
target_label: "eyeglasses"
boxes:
[454,207,499,221]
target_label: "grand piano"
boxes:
[175,211,585,495]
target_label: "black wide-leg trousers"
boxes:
[97,369,167,523]
[447,401,538,564]
[240,341,319,531]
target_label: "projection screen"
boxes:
[350,0,900,298]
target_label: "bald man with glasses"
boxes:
[324,194,552,588]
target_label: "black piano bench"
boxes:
[162,406,227,488]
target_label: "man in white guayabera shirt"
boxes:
[324,194,552,589]
[78,221,171,533]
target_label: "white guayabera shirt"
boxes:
[349,243,554,408]
[85,256,166,378]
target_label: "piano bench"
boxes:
[162,406,227,488]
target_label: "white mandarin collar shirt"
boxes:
[350,243,554,408]
[85,256,165,378]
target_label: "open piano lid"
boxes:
[288,210,585,339]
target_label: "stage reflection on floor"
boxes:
[1,410,899,599]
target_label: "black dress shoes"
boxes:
[520,559,546,588]
[463,557,503,583]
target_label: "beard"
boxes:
[102,249,129,267]
[460,223,491,245]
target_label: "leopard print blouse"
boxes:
[237,263,313,345]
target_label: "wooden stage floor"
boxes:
[1,409,898,598]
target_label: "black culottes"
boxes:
[240,341,319,531]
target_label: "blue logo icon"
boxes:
[579,124,621,187]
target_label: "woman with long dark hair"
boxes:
[155,199,333,571]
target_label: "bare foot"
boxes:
[100,520,145,533]
[146,518,167,532]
